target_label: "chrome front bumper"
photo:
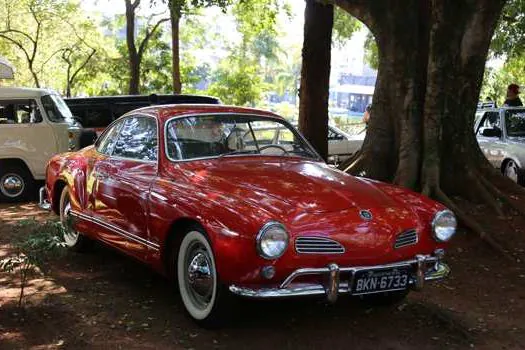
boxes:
[39,187,51,211]
[229,253,450,302]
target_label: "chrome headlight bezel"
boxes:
[432,210,457,242]
[256,221,289,260]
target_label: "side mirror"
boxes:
[481,127,502,138]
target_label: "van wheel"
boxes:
[0,165,33,202]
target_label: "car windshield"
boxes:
[165,114,319,161]
[41,94,75,124]
[505,109,525,137]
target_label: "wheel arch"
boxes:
[0,158,35,180]
[162,217,207,277]
[52,179,68,215]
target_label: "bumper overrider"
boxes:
[39,187,51,211]
[229,251,449,303]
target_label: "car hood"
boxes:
[173,157,398,215]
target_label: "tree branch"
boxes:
[138,17,169,58]
[69,47,97,85]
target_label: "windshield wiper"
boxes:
[218,150,259,159]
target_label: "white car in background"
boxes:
[246,121,364,165]
[326,123,365,164]
[0,87,81,201]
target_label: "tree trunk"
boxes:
[170,2,182,94]
[333,0,525,250]
[125,0,140,95]
[298,0,334,161]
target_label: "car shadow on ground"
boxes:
[18,241,477,350]
[2,205,523,349]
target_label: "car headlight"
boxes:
[256,221,289,259]
[432,210,457,242]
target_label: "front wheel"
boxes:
[59,187,90,252]
[176,228,232,328]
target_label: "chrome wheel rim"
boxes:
[505,161,519,183]
[0,173,24,198]
[184,242,214,310]
[62,199,79,247]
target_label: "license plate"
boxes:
[352,267,410,295]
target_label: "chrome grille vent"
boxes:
[295,237,345,254]
[394,229,418,249]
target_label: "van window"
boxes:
[0,99,42,124]
[41,95,74,123]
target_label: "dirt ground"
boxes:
[1,202,525,350]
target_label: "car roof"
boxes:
[0,86,58,98]
[64,93,220,105]
[123,104,284,123]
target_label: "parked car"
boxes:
[326,124,364,164]
[475,107,525,184]
[255,122,364,165]
[65,93,221,137]
[41,104,455,326]
[0,87,82,201]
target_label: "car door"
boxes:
[475,111,506,168]
[93,115,159,261]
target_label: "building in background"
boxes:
[329,28,377,117]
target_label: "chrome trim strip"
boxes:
[280,257,437,289]
[70,210,160,251]
[295,236,345,254]
[394,229,418,249]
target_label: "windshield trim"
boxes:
[163,112,322,163]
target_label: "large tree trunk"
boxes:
[125,0,140,95]
[298,0,333,161]
[169,2,182,94]
[333,0,525,250]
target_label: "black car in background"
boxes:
[65,93,221,130]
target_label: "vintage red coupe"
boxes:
[40,104,456,326]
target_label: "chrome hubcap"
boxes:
[0,174,24,198]
[185,244,214,309]
[62,201,79,246]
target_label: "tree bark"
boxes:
[332,0,524,251]
[298,0,334,161]
[169,1,182,94]
[337,0,507,193]
[125,0,141,95]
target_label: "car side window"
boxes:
[0,99,42,124]
[112,116,158,161]
[96,119,124,155]
[476,112,500,136]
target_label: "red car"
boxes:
[40,105,456,326]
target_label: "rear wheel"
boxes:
[59,187,90,251]
[0,165,34,202]
[175,228,233,328]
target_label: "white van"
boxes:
[0,87,81,201]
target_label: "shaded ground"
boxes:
[1,202,524,349]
